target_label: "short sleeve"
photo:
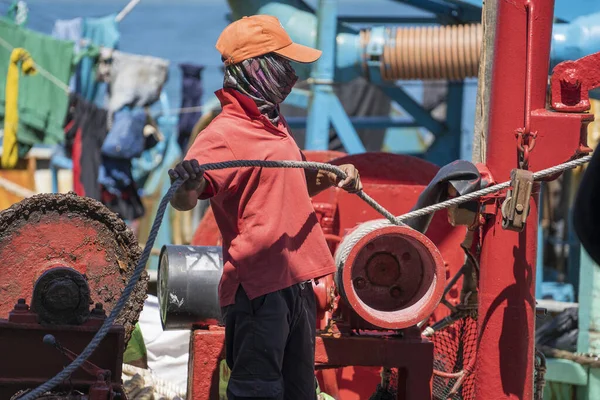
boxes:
[184,129,237,199]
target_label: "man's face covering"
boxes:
[223,53,298,125]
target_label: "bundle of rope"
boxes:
[122,364,187,399]
[17,155,592,399]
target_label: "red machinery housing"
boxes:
[159,151,468,399]
[0,194,148,399]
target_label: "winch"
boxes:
[0,193,148,399]
[157,151,473,399]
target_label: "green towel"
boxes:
[0,17,74,154]
[123,323,148,365]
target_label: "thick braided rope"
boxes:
[394,155,592,223]
[20,155,591,399]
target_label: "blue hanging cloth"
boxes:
[178,63,204,151]
[77,14,120,106]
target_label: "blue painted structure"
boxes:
[227,0,600,167]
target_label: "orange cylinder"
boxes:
[361,24,482,81]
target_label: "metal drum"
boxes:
[335,220,446,330]
[157,245,223,330]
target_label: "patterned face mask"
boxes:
[223,53,298,125]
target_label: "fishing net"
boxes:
[430,316,478,400]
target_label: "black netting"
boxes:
[430,316,478,400]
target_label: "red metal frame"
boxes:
[0,300,125,399]
[339,224,446,330]
[475,0,593,398]
[188,151,466,399]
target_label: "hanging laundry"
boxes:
[78,14,120,106]
[5,1,28,27]
[99,106,159,221]
[96,47,113,84]
[51,17,82,91]
[63,93,108,200]
[108,51,169,116]
[101,106,146,159]
[99,156,145,221]
[0,18,74,158]
[178,63,204,152]
[2,48,35,169]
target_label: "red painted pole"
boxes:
[475,0,555,399]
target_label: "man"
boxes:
[169,15,362,400]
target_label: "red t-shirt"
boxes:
[184,88,336,307]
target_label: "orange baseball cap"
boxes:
[216,15,322,66]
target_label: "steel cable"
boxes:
[18,155,592,399]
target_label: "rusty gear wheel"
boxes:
[0,192,148,342]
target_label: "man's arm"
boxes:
[305,164,362,197]
[169,160,208,211]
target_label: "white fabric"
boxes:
[138,295,190,390]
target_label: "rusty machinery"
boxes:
[157,151,482,400]
[3,0,599,398]
[0,193,148,399]
[157,0,600,395]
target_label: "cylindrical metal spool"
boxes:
[335,221,446,330]
[157,245,223,330]
[361,23,482,81]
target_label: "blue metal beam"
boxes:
[328,94,366,153]
[287,116,418,129]
[424,81,463,166]
[337,16,440,24]
[305,0,337,150]
[392,0,482,22]
[381,85,446,137]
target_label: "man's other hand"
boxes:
[169,160,204,191]
[336,164,362,194]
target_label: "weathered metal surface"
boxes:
[475,0,552,398]
[158,245,223,330]
[501,169,534,232]
[188,151,465,399]
[0,193,148,342]
[336,224,446,330]
[314,332,433,400]
[188,328,226,400]
[550,50,600,112]
[31,267,91,326]
[0,300,125,399]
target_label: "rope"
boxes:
[18,155,592,399]
[538,345,600,368]
[122,364,187,398]
[18,179,183,400]
[394,155,591,223]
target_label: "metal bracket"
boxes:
[550,50,600,112]
[501,169,534,232]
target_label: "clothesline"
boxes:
[0,37,221,124]
[116,0,142,23]
[0,35,216,117]
[0,35,70,93]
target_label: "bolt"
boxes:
[14,298,29,311]
[354,277,367,290]
[390,286,402,298]
[516,204,524,213]
[561,73,580,89]
[91,302,106,318]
